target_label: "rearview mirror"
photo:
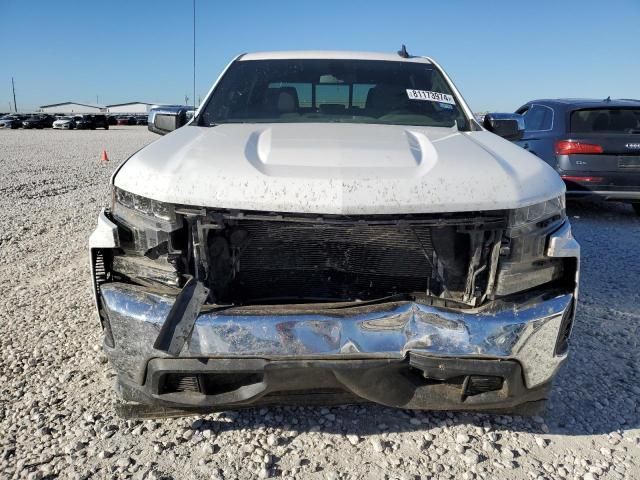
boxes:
[483,113,525,141]
[148,105,194,135]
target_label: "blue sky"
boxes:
[1,0,639,112]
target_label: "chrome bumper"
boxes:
[90,209,579,404]
[100,281,573,390]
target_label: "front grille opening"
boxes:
[406,366,467,386]
[159,372,264,396]
[406,367,505,399]
[464,375,504,396]
[200,373,263,395]
[203,219,499,305]
[223,222,437,302]
[160,374,202,394]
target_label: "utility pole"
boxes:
[193,0,196,109]
[11,77,17,113]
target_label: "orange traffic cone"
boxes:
[101,149,109,163]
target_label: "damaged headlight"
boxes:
[494,195,568,297]
[109,187,185,287]
[508,195,565,231]
[111,187,182,254]
[113,187,177,223]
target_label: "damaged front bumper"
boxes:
[90,209,579,413]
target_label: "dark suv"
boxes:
[91,114,109,129]
[504,99,640,214]
[75,114,109,130]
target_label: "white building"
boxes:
[39,102,105,114]
[106,102,156,114]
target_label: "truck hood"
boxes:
[114,123,565,214]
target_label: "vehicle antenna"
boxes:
[397,44,409,58]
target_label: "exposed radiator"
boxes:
[215,220,436,302]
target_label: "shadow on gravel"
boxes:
[178,200,639,439]
[544,199,640,436]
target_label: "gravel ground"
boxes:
[0,128,639,480]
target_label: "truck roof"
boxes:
[239,50,434,64]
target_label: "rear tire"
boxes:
[632,203,640,216]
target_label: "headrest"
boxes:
[366,85,406,111]
[276,87,299,113]
[610,110,638,130]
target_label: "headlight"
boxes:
[109,188,183,287]
[111,187,181,254]
[508,195,565,230]
[113,187,176,223]
[494,195,568,297]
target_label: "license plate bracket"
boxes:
[618,157,640,169]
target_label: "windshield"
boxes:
[198,59,469,130]
[571,108,640,134]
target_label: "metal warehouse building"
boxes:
[106,102,156,114]
[38,101,160,115]
[39,102,105,114]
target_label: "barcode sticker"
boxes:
[406,90,455,105]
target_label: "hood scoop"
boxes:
[245,124,439,178]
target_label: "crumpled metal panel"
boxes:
[100,282,572,389]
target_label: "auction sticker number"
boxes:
[406,90,455,105]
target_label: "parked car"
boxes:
[91,114,109,129]
[117,115,137,125]
[0,115,25,129]
[41,115,55,128]
[73,115,94,130]
[22,115,53,129]
[74,114,110,130]
[485,98,640,215]
[90,50,579,417]
[52,116,76,129]
[136,116,148,125]
[107,115,118,126]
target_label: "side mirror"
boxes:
[483,113,525,141]
[148,105,193,135]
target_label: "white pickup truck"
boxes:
[90,50,579,417]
